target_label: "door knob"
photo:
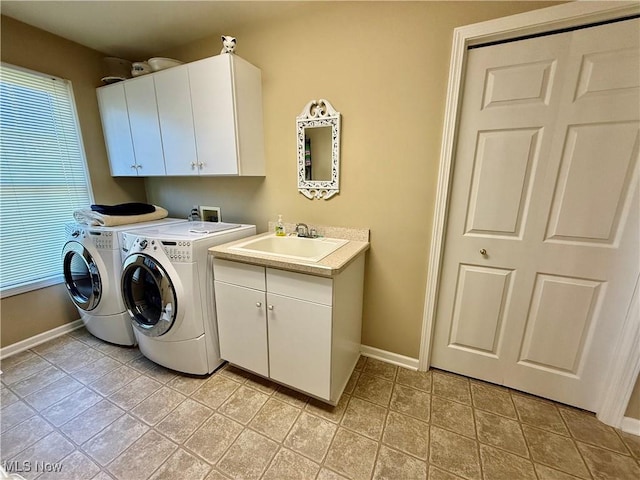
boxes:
[268,305,274,311]
[255,302,262,308]
[480,248,487,256]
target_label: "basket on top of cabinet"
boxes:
[96,53,265,177]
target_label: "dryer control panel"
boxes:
[88,230,115,250]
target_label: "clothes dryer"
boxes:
[62,218,185,345]
[120,221,256,374]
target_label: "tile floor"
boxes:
[1,328,639,480]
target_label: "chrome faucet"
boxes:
[295,223,309,237]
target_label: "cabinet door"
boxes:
[154,65,198,176]
[123,76,166,176]
[215,281,269,377]
[267,293,332,400]
[96,84,137,176]
[188,55,239,175]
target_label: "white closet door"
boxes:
[431,18,639,411]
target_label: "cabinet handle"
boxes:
[198,162,204,169]
[130,165,136,169]
[268,305,274,311]
[255,302,262,308]
[190,162,197,169]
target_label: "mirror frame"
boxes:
[297,99,341,200]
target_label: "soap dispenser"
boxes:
[188,206,200,222]
[275,214,285,236]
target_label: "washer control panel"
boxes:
[160,240,192,262]
[88,230,114,249]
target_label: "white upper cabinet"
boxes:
[123,76,166,176]
[96,84,136,176]
[154,65,198,175]
[96,54,265,177]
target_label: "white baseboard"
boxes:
[621,416,640,436]
[0,319,83,360]
[360,345,419,371]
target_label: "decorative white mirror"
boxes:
[297,99,341,200]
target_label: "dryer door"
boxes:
[62,241,102,311]
[121,253,177,337]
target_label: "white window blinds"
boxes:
[0,63,93,296]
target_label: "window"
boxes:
[0,63,93,297]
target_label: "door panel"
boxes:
[432,18,640,411]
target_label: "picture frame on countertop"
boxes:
[199,206,221,223]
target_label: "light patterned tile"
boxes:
[428,466,467,480]
[475,410,528,457]
[218,385,269,424]
[372,445,427,480]
[130,386,185,426]
[41,387,102,427]
[59,400,124,445]
[389,383,430,422]
[82,414,148,466]
[89,365,140,396]
[9,431,74,479]
[471,382,517,419]
[431,395,475,438]
[0,400,36,434]
[577,441,640,480]
[128,356,177,384]
[191,374,240,409]
[429,426,481,480]
[31,334,78,354]
[619,430,640,459]
[109,375,161,410]
[513,394,569,436]
[535,463,585,480]
[1,350,37,370]
[218,364,251,384]
[23,375,84,411]
[284,412,337,462]
[166,373,208,396]
[38,450,100,480]
[382,411,429,460]
[1,355,52,385]
[0,415,54,459]
[362,357,398,381]
[95,343,142,363]
[71,355,122,385]
[343,370,360,395]
[0,383,19,408]
[49,345,104,372]
[242,372,278,395]
[325,428,378,480]
[249,398,301,442]
[107,430,177,480]
[261,447,320,480]
[148,448,211,480]
[274,385,309,408]
[559,407,627,453]
[8,364,67,397]
[155,398,212,444]
[396,367,432,392]
[69,327,104,348]
[341,397,387,440]
[317,469,349,480]
[184,413,243,464]
[305,393,349,423]
[217,429,278,480]
[479,444,537,480]
[353,374,393,407]
[354,356,366,371]
[522,425,590,478]
[432,371,471,405]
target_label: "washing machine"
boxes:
[61,218,186,345]
[120,221,256,374]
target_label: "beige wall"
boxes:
[0,16,147,347]
[146,1,558,358]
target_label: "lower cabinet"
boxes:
[213,256,365,404]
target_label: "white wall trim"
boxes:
[0,319,83,360]
[621,416,640,436]
[418,0,640,427]
[361,345,419,371]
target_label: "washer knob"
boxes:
[139,239,148,249]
